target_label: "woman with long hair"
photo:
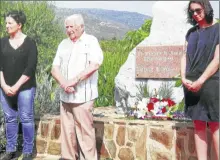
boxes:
[181,0,219,159]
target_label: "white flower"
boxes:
[154,102,160,109]
[135,110,146,118]
[137,103,143,110]
[142,98,149,105]
[161,101,168,107]
[150,109,157,115]
[137,101,147,111]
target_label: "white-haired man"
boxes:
[51,14,103,160]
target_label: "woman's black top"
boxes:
[0,36,38,91]
[184,23,219,122]
[185,23,219,79]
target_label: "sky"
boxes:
[55,1,219,18]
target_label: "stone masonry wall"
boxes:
[35,116,216,160]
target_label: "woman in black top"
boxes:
[0,10,38,160]
[181,0,219,159]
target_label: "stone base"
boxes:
[35,107,217,160]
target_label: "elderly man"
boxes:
[51,14,103,160]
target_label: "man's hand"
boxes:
[65,87,75,94]
[59,79,69,90]
[66,77,79,88]
[59,79,76,94]
[64,77,79,94]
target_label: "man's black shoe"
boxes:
[0,151,17,160]
[22,153,33,160]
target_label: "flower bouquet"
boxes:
[128,82,188,120]
[130,97,175,119]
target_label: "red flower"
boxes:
[162,107,166,113]
[147,102,154,111]
[167,99,175,107]
[150,97,159,103]
[162,98,175,107]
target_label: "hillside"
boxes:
[54,7,152,40]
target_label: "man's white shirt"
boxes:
[52,32,103,103]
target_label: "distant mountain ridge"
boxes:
[54,7,152,40]
[71,8,151,29]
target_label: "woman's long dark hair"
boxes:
[186,0,214,26]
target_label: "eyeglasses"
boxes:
[189,8,203,15]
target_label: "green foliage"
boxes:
[0,138,6,152]
[123,20,151,48]
[175,79,182,87]
[134,81,176,101]
[0,1,65,114]
[0,104,6,152]
[166,99,185,118]
[96,40,133,106]
[0,1,153,108]
[176,99,185,111]
[35,74,60,116]
[136,82,150,101]
[96,19,152,106]
[0,1,65,74]
[0,2,153,149]
[158,82,174,99]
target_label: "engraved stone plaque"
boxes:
[136,45,184,78]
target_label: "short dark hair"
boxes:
[186,0,214,26]
[5,10,26,28]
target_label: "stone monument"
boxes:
[115,1,192,114]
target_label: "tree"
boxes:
[0,1,65,115]
[0,1,65,74]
